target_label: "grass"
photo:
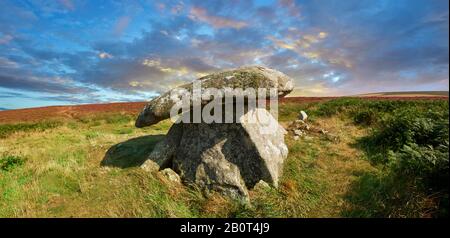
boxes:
[307,98,449,217]
[0,99,448,217]
[0,121,62,138]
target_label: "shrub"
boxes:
[353,109,378,125]
[370,107,448,153]
[0,155,26,171]
[322,99,449,217]
[311,98,448,127]
[312,98,362,117]
[393,143,449,181]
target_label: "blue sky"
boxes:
[0,0,448,109]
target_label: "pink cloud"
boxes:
[59,0,75,11]
[189,7,247,29]
[114,16,131,36]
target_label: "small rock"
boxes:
[320,129,328,134]
[299,111,308,121]
[305,124,310,130]
[160,168,181,183]
[141,160,159,172]
[294,129,303,136]
[293,119,310,130]
[293,135,299,141]
[253,180,271,190]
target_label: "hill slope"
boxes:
[0,102,146,124]
[356,91,449,97]
[286,90,449,98]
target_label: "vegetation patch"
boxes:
[353,101,449,217]
[0,121,62,138]
[0,155,26,172]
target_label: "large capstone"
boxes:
[135,66,294,127]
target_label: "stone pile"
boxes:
[287,111,340,142]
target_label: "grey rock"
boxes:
[304,124,310,131]
[237,108,288,187]
[135,66,294,127]
[142,108,288,199]
[294,129,303,136]
[293,135,300,140]
[194,154,249,199]
[253,180,271,190]
[320,129,329,134]
[299,110,308,121]
[141,159,159,172]
[144,123,183,169]
[291,119,310,131]
[161,168,181,183]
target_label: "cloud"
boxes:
[180,57,218,72]
[58,0,75,11]
[81,57,180,93]
[278,0,301,17]
[0,73,93,94]
[0,91,26,98]
[0,57,18,68]
[171,2,185,15]
[294,82,342,96]
[114,16,131,36]
[188,7,248,29]
[98,52,113,59]
[266,30,352,69]
[0,34,13,44]
[27,0,75,16]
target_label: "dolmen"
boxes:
[136,66,293,200]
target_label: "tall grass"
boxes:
[313,98,449,217]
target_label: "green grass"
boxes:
[0,100,448,217]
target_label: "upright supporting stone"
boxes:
[141,108,288,199]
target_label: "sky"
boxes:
[0,0,448,109]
